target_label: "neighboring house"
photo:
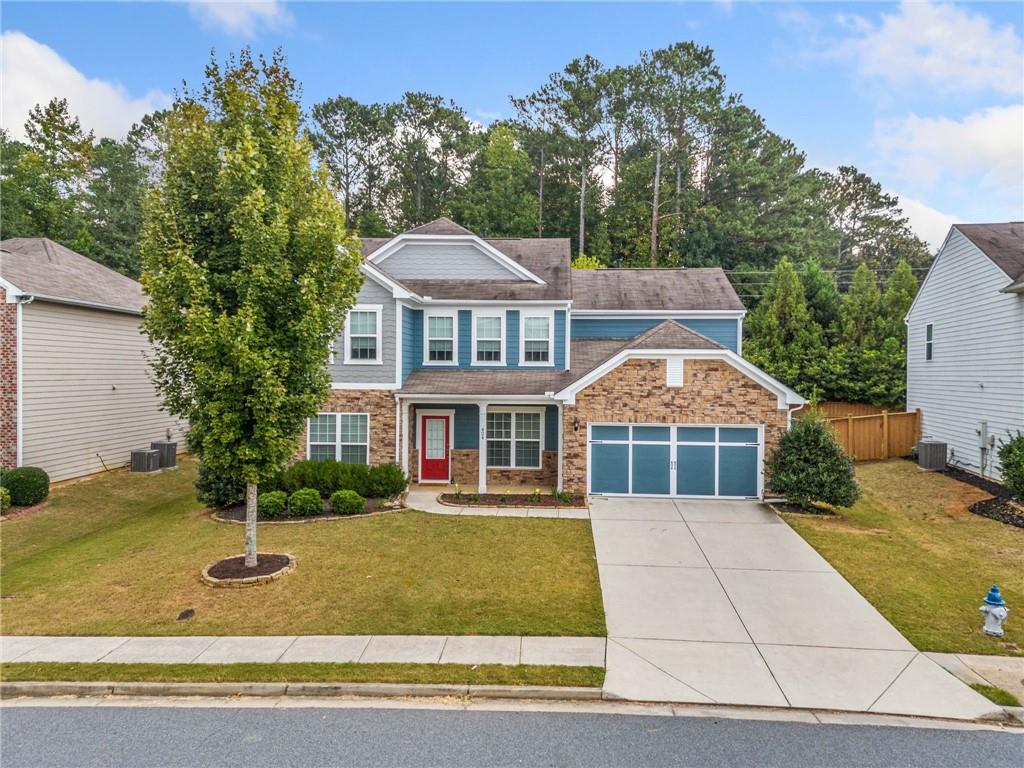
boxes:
[906,222,1024,480]
[1,238,184,482]
[313,218,804,498]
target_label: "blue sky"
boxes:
[2,1,1022,247]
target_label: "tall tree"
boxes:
[453,123,537,236]
[839,263,882,347]
[514,55,605,257]
[821,165,931,273]
[80,138,147,277]
[878,259,918,343]
[140,51,362,567]
[800,256,842,343]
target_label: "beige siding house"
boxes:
[1,238,184,481]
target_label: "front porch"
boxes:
[399,399,563,493]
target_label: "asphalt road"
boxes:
[2,705,1021,768]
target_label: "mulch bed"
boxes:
[969,497,1024,530]
[206,553,291,580]
[941,464,1014,499]
[440,493,585,508]
[216,497,392,522]
[0,500,50,522]
[769,502,835,516]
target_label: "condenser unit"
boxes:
[150,441,178,469]
[130,448,161,473]
[917,440,947,471]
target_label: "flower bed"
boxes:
[440,492,585,508]
[214,496,401,523]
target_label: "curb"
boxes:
[0,681,604,701]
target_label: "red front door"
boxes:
[420,415,450,481]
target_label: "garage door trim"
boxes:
[587,422,765,499]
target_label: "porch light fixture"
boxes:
[573,417,580,432]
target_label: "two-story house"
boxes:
[309,218,804,498]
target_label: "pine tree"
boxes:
[840,263,881,347]
[800,256,841,343]
[878,260,918,343]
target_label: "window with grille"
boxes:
[345,308,380,363]
[522,315,551,364]
[426,314,455,363]
[475,315,503,363]
[486,410,541,469]
[307,413,369,464]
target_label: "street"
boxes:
[1,703,1021,768]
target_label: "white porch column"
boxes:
[478,403,488,493]
[401,400,411,478]
[556,402,564,492]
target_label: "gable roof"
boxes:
[955,222,1024,284]
[1,238,145,313]
[571,267,744,312]
[405,217,474,236]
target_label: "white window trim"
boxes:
[472,310,505,366]
[343,304,383,365]
[423,309,459,367]
[328,339,336,366]
[925,323,933,361]
[485,406,545,469]
[306,412,371,464]
[519,310,555,367]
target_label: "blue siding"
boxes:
[570,317,739,352]
[506,310,520,369]
[545,405,558,450]
[554,311,566,369]
[411,404,558,452]
[452,405,479,449]
[401,306,419,383]
[458,310,471,367]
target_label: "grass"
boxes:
[969,684,1021,708]
[0,458,605,637]
[782,460,1023,656]
[0,662,604,688]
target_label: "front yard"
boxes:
[783,459,1023,656]
[0,459,605,637]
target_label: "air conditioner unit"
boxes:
[917,440,947,471]
[130,448,161,473]
[150,441,178,469]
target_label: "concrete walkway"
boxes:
[590,497,1004,721]
[927,652,1024,702]
[406,488,589,519]
[1,635,606,667]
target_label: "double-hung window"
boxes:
[425,313,456,364]
[474,313,504,364]
[521,313,553,365]
[925,323,933,361]
[307,413,370,464]
[344,306,382,364]
[486,409,542,469]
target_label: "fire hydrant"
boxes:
[979,585,1009,637]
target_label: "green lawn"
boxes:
[0,662,604,688]
[0,459,605,637]
[783,460,1023,656]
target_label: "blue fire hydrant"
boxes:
[980,585,1009,637]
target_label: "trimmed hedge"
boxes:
[1,466,50,507]
[194,463,245,508]
[288,488,322,517]
[257,490,288,518]
[330,489,366,516]
[0,487,10,514]
[281,461,407,499]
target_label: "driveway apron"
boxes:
[590,497,1002,720]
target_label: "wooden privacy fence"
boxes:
[815,401,889,418]
[824,409,921,461]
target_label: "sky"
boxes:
[2,1,1022,249]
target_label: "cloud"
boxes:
[836,1,1023,95]
[0,31,170,141]
[895,194,959,251]
[874,105,1024,192]
[187,1,293,37]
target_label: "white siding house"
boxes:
[1,238,185,481]
[906,223,1024,480]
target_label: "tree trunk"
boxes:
[245,481,258,568]
[578,161,586,258]
[650,146,662,267]
[538,145,545,238]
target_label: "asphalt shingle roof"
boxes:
[1,237,145,313]
[956,223,1024,283]
[570,267,744,311]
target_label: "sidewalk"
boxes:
[927,652,1024,702]
[406,488,589,519]
[1,635,606,667]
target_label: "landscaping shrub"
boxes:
[0,487,10,514]
[766,414,860,510]
[288,488,322,517]
[330,489,366,516]
[998,431,1024,498]
[258,490,288,519]
[367,463,407,498]
[1,466,50,507]
[337,463,371,497]
[282,460,372,497]
[194,462,245,508]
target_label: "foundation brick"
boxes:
[0,287,17,469]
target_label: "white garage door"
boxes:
[588,423,763,498]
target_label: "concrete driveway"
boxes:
[590,497,1002,720]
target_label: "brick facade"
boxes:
[561,358,790,494]
[409,447,557,488]
[0,287,17,469]
[302,389,398,466]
